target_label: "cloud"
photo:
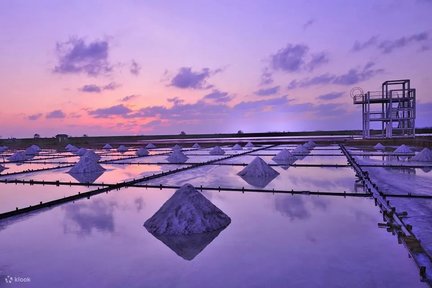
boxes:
[79,82,119,93]
[352,32,430,54]
[270,44,328,73]
[169,67,219,89]
[46,110,66,119]
[260,68,274,85]
[317,92,345,100]
[203,90,233,103]
[121,94,139,102]
[303,19,315,30]
[28,113,43,120]
[88,104,132,118]
[255,86,280,96]
[130,60,141,75]
[288,62,384,89]
[53,37,112,76]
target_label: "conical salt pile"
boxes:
[167,149,189,163]
[412,148,432,162]
[272,149,297,164]
[172,144,182,151]
[0,164,6,173]
[0,146,8,153]
[76,148,88,156]
[103,144,112,150]
[69,151,105,174]
[66,144,78,153]
[209,146,225,155]
[374,143,385,150]
[238,157,279,188]
[144,184,231,235]
[394,144,412,154]
[9,151,27,162]
[192,143,201,149]
[292,145,310,155]
[232,144,242,150]
[244,141,254,149]
[136,147,149,157]
[117,145,128,153]
[146,143,156,149]
[304,140,316,150]
[25,144,41,155]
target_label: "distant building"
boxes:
[56,134,69,143]
[34,133,40,139]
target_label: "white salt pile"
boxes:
[292,145,310,155]
[103,144,112,150]
[117,145,128,153]
[146,143,156,149]
[232,144,242,150]
[304,140,316,150]
[9,151,27,162]
[272,149,297,165]
[172,144,182,151]
[69,150,105,174]
[136,147,149,157]
[0,164,6,173]
[144,183,231,235]
[167,149,189,163]
[238,157,279,188]
[374,143,385,150]
[0,146,8,153]
[394,144,412,154]
[244,141,254,149]
[25,144,41,155]
[76,148,88,156]
[192,143,201,149]
[209,146,225,155]
[65,144,79,153]
[412,148,432,162]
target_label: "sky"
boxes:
[0,0,431,138]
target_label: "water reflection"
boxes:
[239,173,278,188]
[62,199,116,236]
[148,228,226,261]
[68,170,105,184]
[274,195,329,221]
[134,197,145,212]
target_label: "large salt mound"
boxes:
[244,141,254,149]
[412,148,432,162]
[9,151,27,162]
[136,147,149,157]
[103,144,112,150]
[238,157,279,188]
[232,144,242,150]
[374,143,385,150]
[209,146,225,155]
[117,145,128,153]
[292,145,310,155]
[167,149,189,163]
[144,184,231,236]
[272,149,297,164]
[146,143,156,149]
[192,143,201,149]
[69,151,105,174]
[394,144,412,154]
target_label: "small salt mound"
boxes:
[244,141,254,149]
[0,146,8,153]
[146,143,156,149]
[292,145,310,155]
[172,144,182,151]
[76,148,88,156]
[192,143,201,149]
[209,146,225,155]
[117,145,128,153]
[9,151,27,162]
[69,151,105,174]
[144,183,231,235]
[232,144,242,150]
[394,144,412,154]
[25,144,41,155]
[238,157,279,188]
[103,144,112,150]
[412,148,432,162]
[304,140,316,150]
[167,149,189,163]
[272,149,297,164]
[136,147,149,157]
[0,164,6,173]
[374,143,385,150]
[66,144,79,152]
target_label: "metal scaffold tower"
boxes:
[353,79,416,138]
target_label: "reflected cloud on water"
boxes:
[274,195,329,221]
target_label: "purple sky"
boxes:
[0,0,431,137]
